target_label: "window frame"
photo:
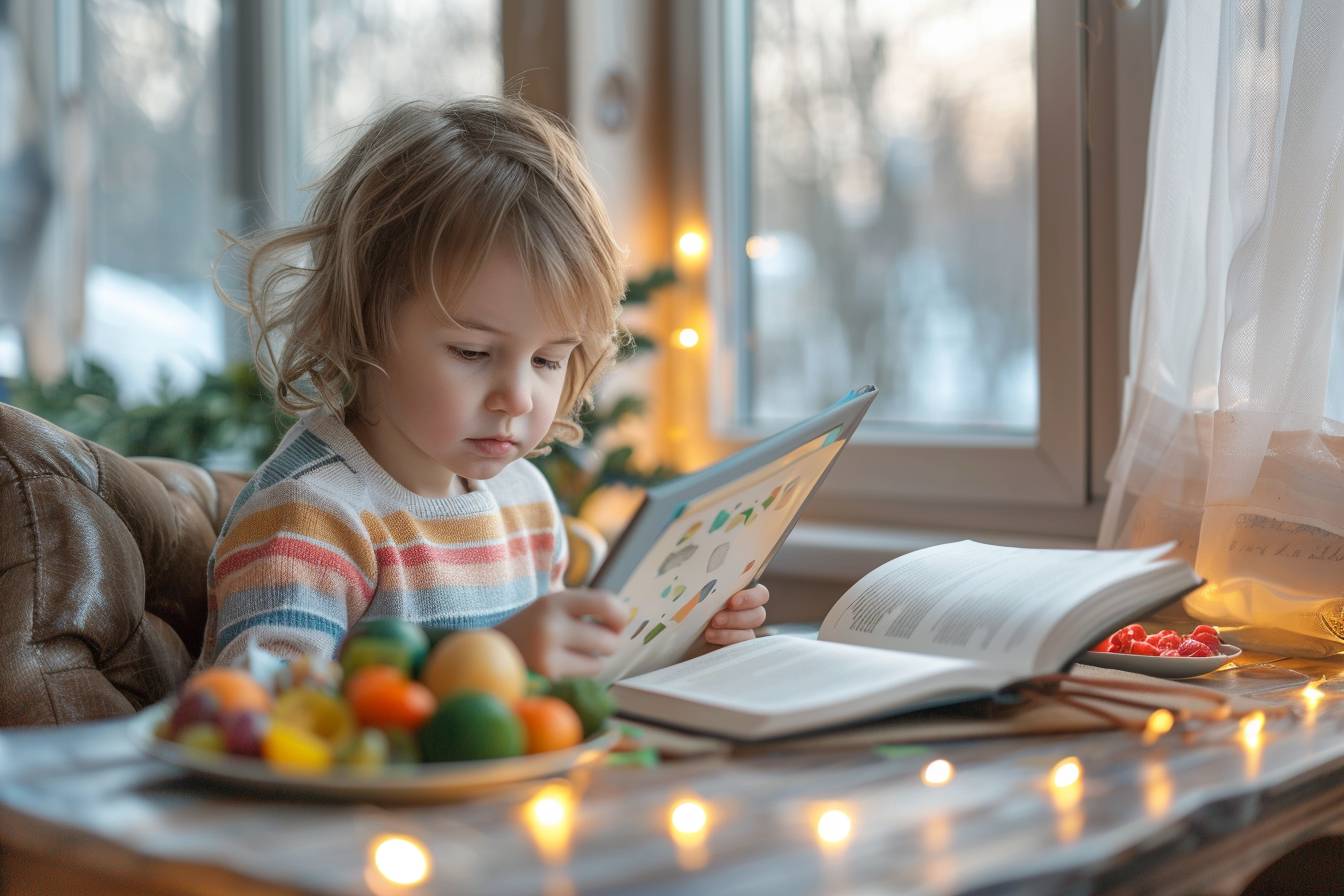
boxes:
[704,0,1088,506]
[19,0,252,375]
[29,0,518,372]
[662,0,1162,555]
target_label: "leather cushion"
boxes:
[0,404,246,726]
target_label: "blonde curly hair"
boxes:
[219,95,627,449]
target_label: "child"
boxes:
[202,96,768,677]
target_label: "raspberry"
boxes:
[1123,624,1147,642]
[1177,638,1214,658]
[1191,624,1219,639]
[1128,640,1159,656]
[1189,631,1221,650]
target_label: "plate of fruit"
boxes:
[131,620,621,801]
[1080,624,1241,679]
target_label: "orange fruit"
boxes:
[181,667,272,714]
[419,630,526,705]
[345,665,435,732]
[514,696,583,754]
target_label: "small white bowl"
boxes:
[1079,643,1242,679]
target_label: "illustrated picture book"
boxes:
[608,539,1203,739]
[590,385,878,684]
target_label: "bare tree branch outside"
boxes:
[748,0,1037,433]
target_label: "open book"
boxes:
[609,540,1202,740]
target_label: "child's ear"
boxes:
[543,418,583,448]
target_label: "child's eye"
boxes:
[449,347,488,361]
[533,356,565,372]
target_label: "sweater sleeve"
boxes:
[204,479,376,666]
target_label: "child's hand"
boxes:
[496,588,626,679]
[704,584,769,646]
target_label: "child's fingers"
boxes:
[705,627,756,646]
[562,589,626,631]
[556,650,604,678]
[729,584,770,610]
[564,618,622,656]
[711,606,768,631]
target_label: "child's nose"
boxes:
[487,369,533,417]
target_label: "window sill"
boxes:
[769,521,1098,586]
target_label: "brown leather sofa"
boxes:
[0,403,246,727]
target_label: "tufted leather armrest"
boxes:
[0,404,247,726]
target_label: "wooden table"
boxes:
[3,650,1344,895]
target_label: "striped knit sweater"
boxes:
[200,412,567,666]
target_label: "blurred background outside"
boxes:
[1,0,1039,475]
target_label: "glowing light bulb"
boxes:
[1239,711,1266,748]
[532,796,566,826]
[670,800,708,835]
[1143,708,1175,744]
[1048,757,1085,842]
[921,759,954,786]
[370,835,431,887]
[815,809,852,845]
[1051,757,1082,790]
[668,797,711,870]
[1142,761,1172,818]
[674,327,700,349]
[524,781,575,864]
[677,231,707,259]
[1303,680,1326,727]
[1239,710,1267,778]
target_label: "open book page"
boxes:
[817,541,1183,679]
[610,634,988,739]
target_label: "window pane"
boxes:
[84,0,228,402]
[746,0,1037,433]
[304,0,501,177]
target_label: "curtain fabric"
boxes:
[1100,0,1344,654]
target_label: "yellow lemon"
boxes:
[419,629,527,705]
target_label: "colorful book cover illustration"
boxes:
[600,426,847,681]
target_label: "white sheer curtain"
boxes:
[1100,0,1344,655]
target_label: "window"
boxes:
[6,1,502,402]
[696,0,1103,526]
[252,0,504,244]
[743,1,1038,434]
[83,0,229,403]
[301,0,500,178]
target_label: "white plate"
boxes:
[1079,643,1242,679]
[130,701,620,802]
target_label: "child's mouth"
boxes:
[467,437,516,458]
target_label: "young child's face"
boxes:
[360,244,580,485]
